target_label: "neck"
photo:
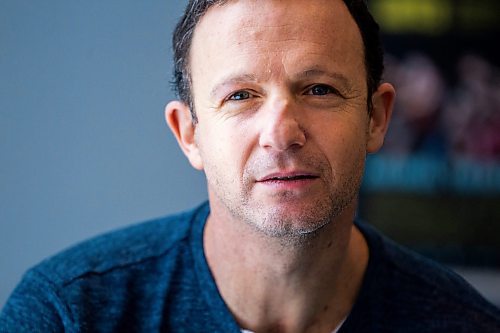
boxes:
[204,201,369,333]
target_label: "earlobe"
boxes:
[165,101,204,170]
[367,83,396,153]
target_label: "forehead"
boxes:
[189,0,365,95]
[193,0,361,49]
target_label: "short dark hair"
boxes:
[172,0,383,122]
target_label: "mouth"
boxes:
[258,172,319,183]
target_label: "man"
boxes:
[1,0,499,332]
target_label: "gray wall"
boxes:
[0,0,209,308]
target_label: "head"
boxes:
[166,0,395,241]
[173,0,384,123]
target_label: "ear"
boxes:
[165,101,204,170]
[367,83,396,153]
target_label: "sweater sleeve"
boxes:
[0,269,70,333]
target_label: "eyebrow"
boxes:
[293,68,353,89]
[210,73,259,99]
[209,68,355,99]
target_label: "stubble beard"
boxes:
[237,175,360,245]
[210,154,365,246]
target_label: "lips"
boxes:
[257,172,319,182]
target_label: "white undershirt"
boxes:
[240,316,347,333]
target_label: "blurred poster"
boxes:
[361,0,500,267]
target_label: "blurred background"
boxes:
[1,0,499,309]
[361,0,500,305]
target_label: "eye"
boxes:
[306,84,335,96]
[228,90,251,101]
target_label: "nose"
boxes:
[258,96,306,151]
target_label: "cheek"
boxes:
[316,122,368,171]
[197,121,254,176]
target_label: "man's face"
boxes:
[185,0,385,238]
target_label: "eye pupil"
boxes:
[231,91,250,100]
[312,85,330,95]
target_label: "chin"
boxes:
[261,186,359,232]
[241,202,341,240]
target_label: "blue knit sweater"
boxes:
[1,202,499,332]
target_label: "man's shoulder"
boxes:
[31,202,208,287]
[377,228,491,309]
[353,221,500,331]
[1,202,231,331]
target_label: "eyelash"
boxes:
[227,90,252,101]
[225,84,341,102]
[305,84,339,96]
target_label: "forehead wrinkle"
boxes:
[233,22,329,46]
[191,0,367,100]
